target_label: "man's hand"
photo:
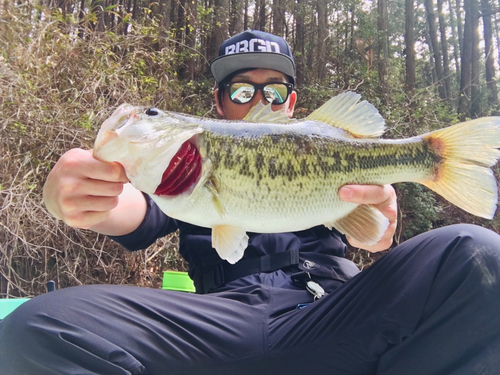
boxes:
[43,148,146,236]
[338,184,397,252]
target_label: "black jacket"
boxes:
[110,195,360,293]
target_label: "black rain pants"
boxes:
[1,224,499,375]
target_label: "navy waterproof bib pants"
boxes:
[1,224,499,374]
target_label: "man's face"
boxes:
[215,69,297,120]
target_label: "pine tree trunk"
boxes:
[214,0,229,58]
[78,0,86,38]
[306,8,315,76]
[437,0,452,101]
[176,0,185,49]
[185,0,197,80]
[295,0,305,85]
[496,1,500,88]
[159,0,171,50]
[459,0,473,118]
[91,0,106,32]
[244,0,249,30]
[424,0,446,99]
[230,0,244,34]
[317,0,328,82]
[132,0,139,23]
[259,0,267,31]
[470,0,481,117]
[447,0,461,75]
[405,0,416,93]
[480,0,498,107]
[377,0,389,105]
[272,0,285,36]
[455,0,464,51]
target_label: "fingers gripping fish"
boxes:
[94,92,500,264]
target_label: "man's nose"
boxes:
[251,89,267,106]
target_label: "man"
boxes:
[0,30,499,375]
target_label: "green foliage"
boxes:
[77,113,95,130]
[396,183,441,242]
[158,79,215,115]
[296,84,340,113]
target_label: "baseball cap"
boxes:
[210,30,296,85]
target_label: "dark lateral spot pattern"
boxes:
[202,132,440,183]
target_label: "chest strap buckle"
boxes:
[199,249,300,293]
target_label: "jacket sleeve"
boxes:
[107,194,179,251]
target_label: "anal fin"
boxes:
[212,225,249,264]
[327,204,389,246]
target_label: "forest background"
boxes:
[1,0,499,297]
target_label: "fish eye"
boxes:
[146,108,159,116]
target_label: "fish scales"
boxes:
[189,120,439,230]
[202,126,439,189]
[93,92,500,263]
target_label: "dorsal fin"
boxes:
[305,92,385,138]
[243,102,295,123]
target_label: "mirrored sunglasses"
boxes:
[223,82,293,105]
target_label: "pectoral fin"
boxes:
[327,204,389,246]
[205,177,228,218]
[212,225,249,264]
[244,102,295,123]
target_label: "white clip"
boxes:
[306,280,325,300]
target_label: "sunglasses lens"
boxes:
[228,83,291,105]
[229,83,255,104]
[263,84,289,104]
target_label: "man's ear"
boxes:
[214,88,226,117]
[284,90,297,118]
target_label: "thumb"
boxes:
[88,149,129,183]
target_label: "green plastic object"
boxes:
[162,271,196,293]
[0,298,30,319]
[0,273,195,319]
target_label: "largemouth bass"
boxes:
[94,92,500,263]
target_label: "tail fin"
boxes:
[420,117,500,219]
